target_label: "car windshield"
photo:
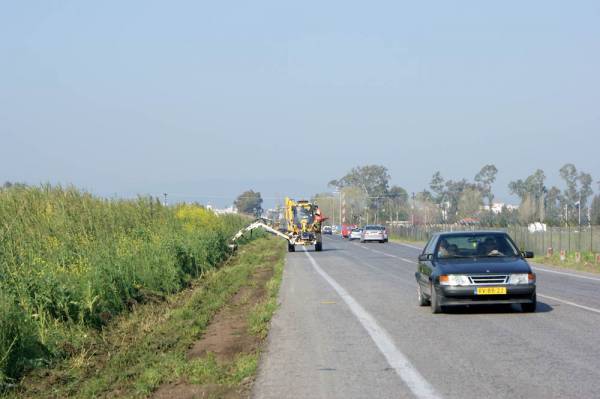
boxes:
[365,225,384,231]
[435,233,519,258]
[352,228,362,232]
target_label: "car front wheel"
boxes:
[521,294,537,313]
[430,284,443,314]
[417,284,430,306]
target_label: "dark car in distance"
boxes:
[415,231,536,314]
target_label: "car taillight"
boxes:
[528,273,536,282]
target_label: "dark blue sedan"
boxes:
[415,231,536,313]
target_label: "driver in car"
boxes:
[437,239,450,257]
[481,237,503,256]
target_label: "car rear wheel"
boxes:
[521,294,537,313]
[315,242,322,252]
[430,284,443,314]
[417,284,430,306]
[287,243,295,252]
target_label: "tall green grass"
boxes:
[0,185,247,385]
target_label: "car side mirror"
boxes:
[522,251,534,259]
[418,254,433,262]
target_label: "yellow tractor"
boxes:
[283,197,323,252]
[230,197,324,253]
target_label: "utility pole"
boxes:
[361,184,369,226]
[411,192,415,225]
[331,195,335,227]
[341,191,345,226]
[578,192,582,227]
[163,193,168,207]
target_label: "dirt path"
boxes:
[152,266,274,399]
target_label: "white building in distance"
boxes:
[206,204,238,215]
[482,202,519,214]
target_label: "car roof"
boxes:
[434,230,508,237]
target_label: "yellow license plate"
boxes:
[476,287,507,295]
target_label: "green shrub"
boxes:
[0,184,248,384]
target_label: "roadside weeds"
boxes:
[533,254,600,275]
[8,237,285,399]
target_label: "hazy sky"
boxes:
[2,1,599,208]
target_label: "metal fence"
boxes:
[387,224,600,255]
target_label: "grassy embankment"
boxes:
[533,252,600,274]
[10,237,285,398]
[387,233,426,249]
[0,185,250,389]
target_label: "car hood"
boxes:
[433,257,531,274]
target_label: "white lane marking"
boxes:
[372,249,398,259]
[373,249,416,264]
[358,246,416,264]
[303,248,442,399]
[538,294,600,315]
[394,242,423,250]
[532,266,600,283]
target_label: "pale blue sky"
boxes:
[1,1,599,207]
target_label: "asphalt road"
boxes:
[253,235,600,399]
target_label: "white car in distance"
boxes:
[360,225,388,243]
[349,228,363,241]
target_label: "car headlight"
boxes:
[439,274,470,286]
[508,273,535,284]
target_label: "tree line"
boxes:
[314,163,600,226]
[316,165,409,225]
